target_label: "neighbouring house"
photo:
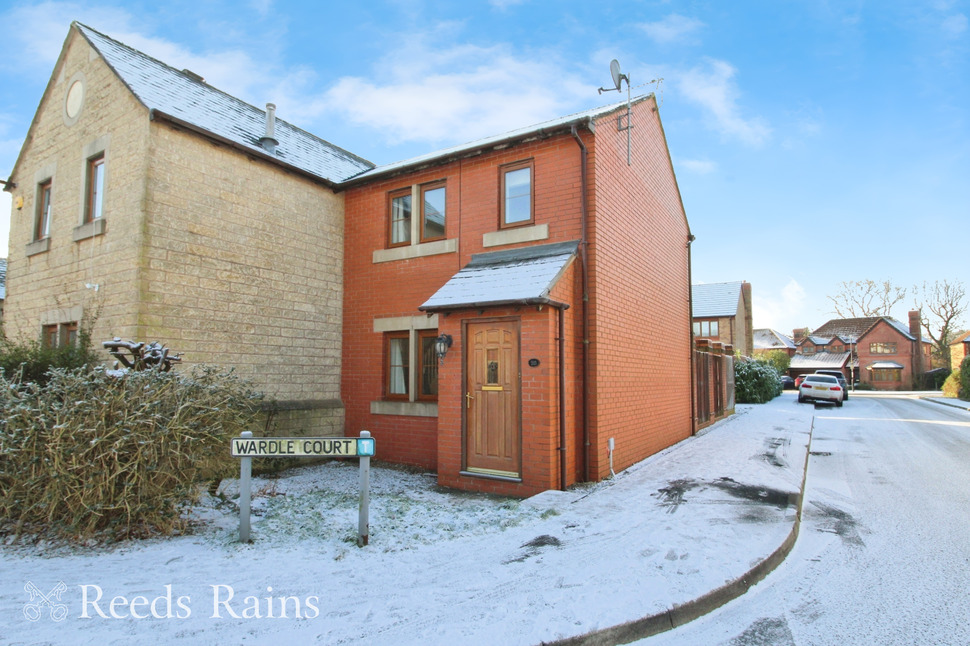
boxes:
[753,328,796,357]
[951,331,970,372]
[3,23,696,496]
[691,281,753,357]
[808,312,933,390]
[2,22,372,436]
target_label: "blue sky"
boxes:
[1,0,967,336]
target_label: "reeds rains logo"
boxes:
[23,581,69,622]
[21,582,321,620]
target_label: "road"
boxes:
[642,394,970,646]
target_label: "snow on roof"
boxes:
[790,351,851,370]
[420,241,579,312]
[692,281,744,318]
[868,360,904,370]
[348,98,649,183]
[753,328,795,350]
[75,23,374,184]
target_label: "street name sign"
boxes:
[231,436,375,458]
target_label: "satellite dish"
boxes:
[610,59,623,91]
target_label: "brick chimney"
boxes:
[792,328,809,343]
[908,310,921,339]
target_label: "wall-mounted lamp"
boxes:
[435,333,453,362]
[14,196,24,210]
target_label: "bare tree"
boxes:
[828,280,907,318]
[913,280,968,367]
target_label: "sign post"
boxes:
[232,431,375,546]
[238,431,252,543]
[358,430,371,546]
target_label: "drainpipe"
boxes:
[557,303,568,491]
[687,234,697,435]
[570,124,591,482]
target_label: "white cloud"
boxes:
[679,158,717,174]
[318,40,591,147]
[753,279,807,332]
[942,13,968,36]
[639,14,704,44]
[679,58,770,147]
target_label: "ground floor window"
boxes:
[42,322,78,348]
[871,368,902,382]
[385,329,438,401]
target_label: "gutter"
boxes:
[418,297,569,314]
[148,109,340,190]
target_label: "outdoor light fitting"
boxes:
[435,334,453,362]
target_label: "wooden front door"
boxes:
[465,320,521,477]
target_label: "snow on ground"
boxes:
[1,397,816,645]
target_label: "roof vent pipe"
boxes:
[260,103,279,154]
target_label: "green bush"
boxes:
[942,370,961,398]
[0,329,100,386]
[961,356,970,400]
[735,359,782,404]
[0,365,262,541]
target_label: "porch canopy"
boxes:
[868,361,904,370]
[419,240,579,312]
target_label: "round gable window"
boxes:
[63,73,86,125]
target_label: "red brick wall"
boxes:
[585,97,694,479]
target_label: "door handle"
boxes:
[466,392,474,408]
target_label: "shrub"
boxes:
[0,365,262,541]
[735,359,782,404]
[0,329,100,386]
[961,356,970,400]
[942,370,961,398]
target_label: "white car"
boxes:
[798,374,844,406]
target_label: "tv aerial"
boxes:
[598,59,633,165]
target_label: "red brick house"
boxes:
[339,97,694,496]
[691,281,753,356]
[810,312,932,390]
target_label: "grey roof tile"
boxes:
[75,23,373,184]
[692,281,744,318]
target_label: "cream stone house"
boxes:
[2,23,373,432]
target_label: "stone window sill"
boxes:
[373,238,456,264]
[370,401,438,417]
[26,237,50,257]
[73,218,106,242]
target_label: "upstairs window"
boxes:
[420,182,446,242]
[35,180,52,240]
[500,160,533,227]
[84,154,105,223]
[692,320,719,337]
[388,189,412,247]
[870,342,897,354]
